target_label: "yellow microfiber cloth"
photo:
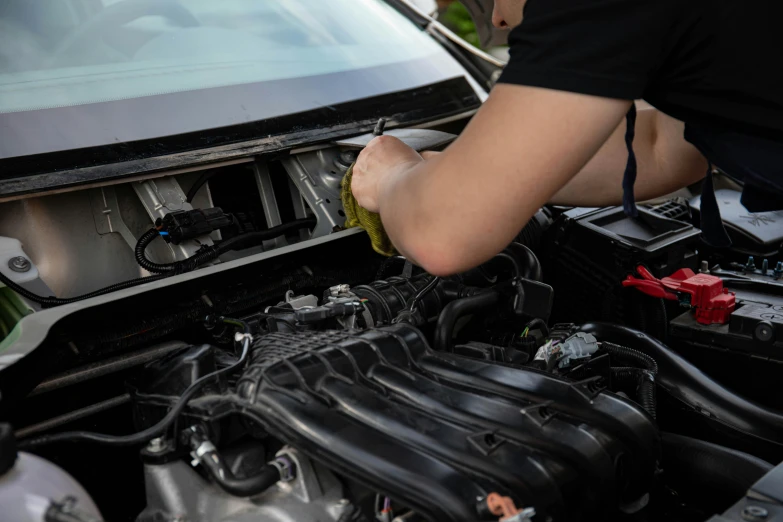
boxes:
[341,164,397,257]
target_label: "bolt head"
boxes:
[742,505,769,521]
[147,437,167,453]
[8,256,31,273]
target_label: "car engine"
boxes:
[2,160,783,522]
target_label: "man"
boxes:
[351,0,783,276]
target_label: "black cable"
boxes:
[406,276,441,315]
[18,317,252,448]
[134,228,176,274]
[611,367,657,419]
[524,318,550,337]
[603,342,659,419]
[135,218,317,275]
[602,342,659,375]
[185,171,219,203]
[0,270,166,309]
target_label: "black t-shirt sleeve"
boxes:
[498,0,678,100]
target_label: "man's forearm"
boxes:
[356,85,631,276]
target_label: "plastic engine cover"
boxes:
[235,325,660,522]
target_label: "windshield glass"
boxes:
[0,0,465,160]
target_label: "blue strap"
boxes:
[622,104,639,217]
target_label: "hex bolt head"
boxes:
[147,437,166,453]
[8,256,31,273]
[742,505,769,521]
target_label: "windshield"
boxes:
[0,0,466,161]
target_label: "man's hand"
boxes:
[352,135,423,213]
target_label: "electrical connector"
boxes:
[158,208,236,245]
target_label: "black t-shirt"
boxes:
[498,0,783,217]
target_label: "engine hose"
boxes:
[0,270,166,309]
[524,318,550,337]
[661,432,772,508]
[18,318,252,448]
[485,244,542,282]
[434,290,501,352]
[188,431,291,497]
[579,322,783,462]
[611,367,657,420]
[504,243,543,282]
[135,218,317,275]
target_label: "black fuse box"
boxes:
[546,206,701,326]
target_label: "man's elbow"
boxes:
[402,236,480,277]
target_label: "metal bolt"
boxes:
[147,437,166,453]
[762,259,769,275]
[699,260,710,273]
[775,261,783,279]
[746,256,756,271]
[8,256,31,273]
[742,505,769,521]
[339,151,357,164]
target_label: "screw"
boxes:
[762,259,769,275]
[775,262,783,279]
[699,260,710,273]
[742,505,769,521]
[8,256,31,273]
[373,118,387,137]
[147,437,166,453]
[746,256,756,271]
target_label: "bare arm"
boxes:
[552,103,708,205]
[353,84,631,275]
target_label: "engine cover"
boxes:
[235,325,660,522]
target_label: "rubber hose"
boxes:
[661,432,772,507]
[0,270,166,309]
[434,291,501,351]
[504,243,543,282]
[185,170,219,203]
[135,218,317,275]
[200,451,282,497]
[524,318,550,337]
[579,322,783,461]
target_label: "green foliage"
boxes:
[440,2,480,48]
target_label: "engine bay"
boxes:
[2,131,783,522]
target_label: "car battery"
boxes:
[669,275,783,409]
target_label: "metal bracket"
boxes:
[253,163,287,249]
[281,151,345,239]
[274,448,325,503]
[89,186,138,251]
[133,178,213,261]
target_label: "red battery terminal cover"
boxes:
[622,265,735,325]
